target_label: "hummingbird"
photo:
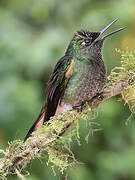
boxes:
[24,18,125,141]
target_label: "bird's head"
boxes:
[66,18,125,59]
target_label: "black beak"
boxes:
[99,18,126,40]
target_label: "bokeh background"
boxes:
[0,0,135,179]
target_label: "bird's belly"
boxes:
[62,68,106,108]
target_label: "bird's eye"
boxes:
[81,39,91,46]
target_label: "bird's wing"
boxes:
[24,56,74,141]
[47,56,73,100]
[45,55,74,121]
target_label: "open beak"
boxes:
[99,18,126,40]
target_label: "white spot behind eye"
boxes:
[81,41,86,46]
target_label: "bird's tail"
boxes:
[24,106,46,142]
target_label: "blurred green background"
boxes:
[0,0,135,179]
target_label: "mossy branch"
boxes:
[0,49,135,179]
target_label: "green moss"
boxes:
[107,49,135,85]
[107,49,135,112]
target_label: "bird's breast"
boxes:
[59,59,106,111]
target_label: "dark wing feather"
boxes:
[24,55,72,141]
[44,55,72,122]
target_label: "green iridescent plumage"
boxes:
[25,18,125,141]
